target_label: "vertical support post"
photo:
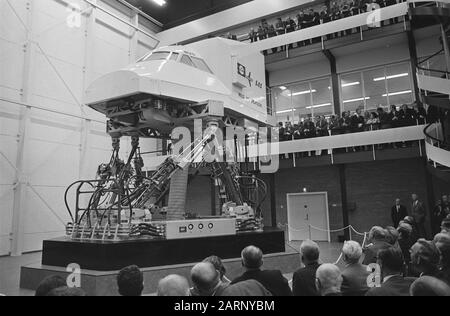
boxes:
[338,164,351,241]
[407,30,421,103]
[424,160,436,238]
[210,176,217,216]
[441,23,450,80]
[323,50,341,115]
[269,174,277,228]
[11,0,35,256]
[129,9,139,63]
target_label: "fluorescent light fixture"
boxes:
[288,89,317,96]
[152,0,167,6]
[382,90,412,97]
[279,86,287,91]
[342,81,360,88]
[373,73,409,82]
[343,97,370,104]
[306,103,332,109]
[276,109,296,114]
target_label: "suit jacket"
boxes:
[391,205,408,227]
[365,275,416,296]
[219,280,272,297]
[362,241,392,265]
[292,262,321,296]
[341,263,370,296]
[412,201,426,224]
[231,269,292,297]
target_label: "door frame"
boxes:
[286,192,331,243]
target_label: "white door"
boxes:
[287,193,330,242]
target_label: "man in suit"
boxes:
[412,193,427,238]
[366,247,416,296]
[157,275,190,296]
[219,280,272,297]
[293,240,321,296]
[231,246,292,296]
[341,241,370,296]
[363,226,391,265]
[316,264,343,296]
[392,198,408,228]
[409,239,440,278]
[191,262,230,296]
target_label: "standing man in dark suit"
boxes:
[293,240,321,296]
[366,247,416,296]
[341,241,370,296]
[231,246,292,296]
[391,198,408,228]
[412,193,427,239]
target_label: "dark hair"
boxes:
[377,247,405,273]
[117,265,144,297]
[46,286,86,297]
[203,256,226,280]
[35,275,67,297]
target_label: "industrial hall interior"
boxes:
[1,0,450,299]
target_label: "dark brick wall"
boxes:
[184,158,434,241]
[345,159,429,235]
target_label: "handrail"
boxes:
[424,123,447,146]
[417,49,444,66]
[417,66,450,75]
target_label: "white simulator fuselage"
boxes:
[85,38,276,136]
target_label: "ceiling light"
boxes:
[276,109,296,114]
[306,103,332,109]
[343,97,370,104]
[342,81,360,88]
[373,73,409,82]
[288,89,317,96]
[279,86,287,91]
[152,0,167,6]
[382,90,412,97]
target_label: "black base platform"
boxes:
[42,228,286,271]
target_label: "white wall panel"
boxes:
[0,0,158,254]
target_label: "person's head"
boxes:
[356,107,362,115]
[46,287,86,296]
[117,265,144,297]
[203,256,227,282]
[404,216,416,226]
[241,246,264,270]
[434,233,450,268]
[395,198,401,206]
[391,105,397,111]
[157,275,190,297]
[410,239,440,277]
[412,193,419,202]
[410,276,450,296]
[300,240,320,265]
[342,241,363,264]
[377,247,405,279]
[316,264,343,296]
[385,226,400,245]
[398,222,413,239]
[441,216,450,233]
[35,275,67,297]
[402,104,408,111]
[368,226,386,243]
[443,195,449,204]
[191,262,221,296]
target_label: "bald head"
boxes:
[316,264,343,296]
[300,240,320,264]
[241,246,264,270]
[410,276,450,296]
[157,275,190,297]
[191,262,220,295]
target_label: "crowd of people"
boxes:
[27,193,450,296]
[225,0,405,53]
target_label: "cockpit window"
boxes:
[191,57,213,74]
[140,51,171,62]
[180,55,196,67]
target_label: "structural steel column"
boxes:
[323,49,341,115]
[407,30,421,103]
[11,0,35,256]
[338,164,351,241]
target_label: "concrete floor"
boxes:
[0,241,344,296]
